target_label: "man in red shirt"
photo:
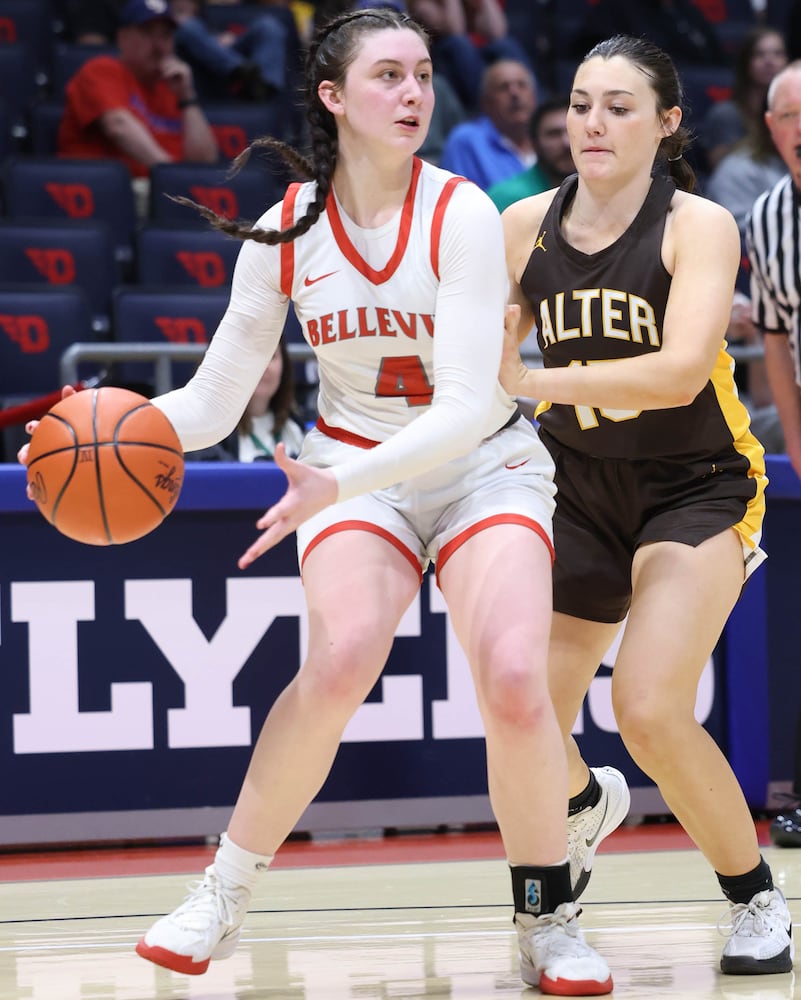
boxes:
[58,0,219,178]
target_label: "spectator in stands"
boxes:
[700,25,787,172]
[194,339,307,462]
[567,0,729,68]
[439,58,537,190]
[487,95,573,213]
[66,0,303,105]
[58,0,218,184]
[406,0,536,114]
[704,99,787,235]
[170,0,304,104]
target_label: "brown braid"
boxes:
[172,8,429,246]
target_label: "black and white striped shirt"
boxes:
[746,174,801,384]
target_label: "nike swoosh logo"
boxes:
[304,270,339,286]
[585,800,609,849]
[505,460,530,470]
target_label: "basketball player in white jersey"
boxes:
[20,9,612,993]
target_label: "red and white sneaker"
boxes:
[136,864,250,975]
[515,902,613,995]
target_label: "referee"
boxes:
[746,58,801,848]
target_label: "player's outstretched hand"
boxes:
[17,385,78,498]
[499,303,530,398]
[238,444,338,569]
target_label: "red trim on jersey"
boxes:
[280,183,302,298]
[301,520,423,582]
[326,157,422,285]
[435,514,554,585]
[430,176,466,279]
[316,416,380,449]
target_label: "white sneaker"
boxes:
[136,865,251,975]
[719,888,794,975]
[568,765,631,899]
[515,902,613,995]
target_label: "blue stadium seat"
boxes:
[136,223,241,287]
[27,98,64,155]
[203,3,266,34]
[203,99,291,159]
[49,42,117,99]
[148,161,284,226]
[111,284,229,388]
[0,282,98,395]
[0,0,54,88]
[0,219,117,334]
[2,157,137,269]
[0,42,38,138]
[678,63,735,130]
[0,97,11,164]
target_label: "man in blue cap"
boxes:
[59,0,218,179]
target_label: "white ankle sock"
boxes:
[214,832,274,891]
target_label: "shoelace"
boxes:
[530,903,583,940]
[717,894,771,939]
[177,873,243,931]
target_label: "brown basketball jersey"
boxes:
[521,174,757,461]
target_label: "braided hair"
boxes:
[581,35,697,193]
[173,8,430,245]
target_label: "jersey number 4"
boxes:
[376,356,434,407]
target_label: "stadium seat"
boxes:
[49,42,117,99]
[0,219,117,334]
[0,0,54,88]
[0,282,98,395]
[678,63,735,132]
[2,157,137,269]
[689,0,756,52]
[148,160,284,226]
[111,284,229,388]
[0,42,38,139]
[0,97,11,164]
[27,98,64,155]
[203,99,291,159]
[136,222,240,287]
[203,3,266,34]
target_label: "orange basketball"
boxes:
[26,387,184,545]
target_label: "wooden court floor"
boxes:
[2,821,799,999]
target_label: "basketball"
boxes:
[26,387,184,546]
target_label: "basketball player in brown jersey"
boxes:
[500,34,793,978]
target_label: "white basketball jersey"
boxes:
[279,157,514,444]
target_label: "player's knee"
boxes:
[478,661,549,729]
[614,692,670,765]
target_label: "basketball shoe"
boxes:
[719,888,794,975]
[515,903,613,995]
[136,865,250,975]
[769,798,801,847]
[568,766,631,899]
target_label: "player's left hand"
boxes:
[17,385,78,498]
[238,445,338,568]
[499,303,530,397]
